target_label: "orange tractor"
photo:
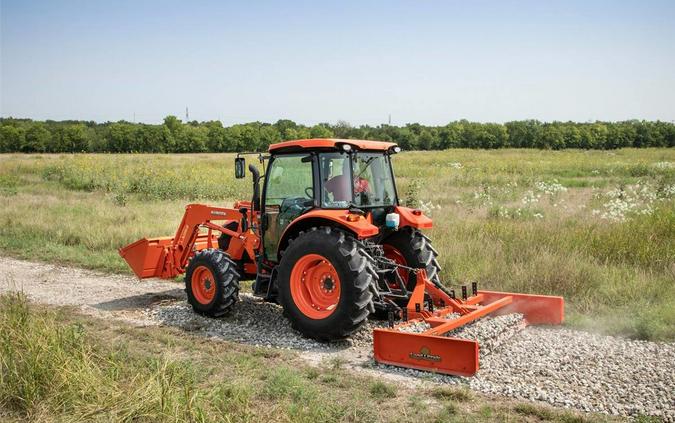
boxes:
[120,138,563,376]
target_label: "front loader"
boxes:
[120,138,564,376]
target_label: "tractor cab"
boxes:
[261,141,400,262]
[235,139,405,263]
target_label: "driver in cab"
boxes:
[324,158,370,202]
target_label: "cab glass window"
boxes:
[265,155,314,206]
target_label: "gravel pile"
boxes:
[146,293,388,350]
[473,327,675,420]
[368,319,674,420]
[146,297,674,421]
[392,313,526,358]
[396,320,433,333]
[147,294,325,350]
[344,320,390,348]
[373,325,675,421]
[447,313,527,358]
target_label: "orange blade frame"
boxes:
[373,284,564,376]
[479,290,564,325]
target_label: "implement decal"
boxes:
[409,346,441,362]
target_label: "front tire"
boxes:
[278,227,375,341]
[185,249,240,317]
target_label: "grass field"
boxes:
[0,149,673,341]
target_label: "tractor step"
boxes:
[373,271,564,377]
[252,273,271,296]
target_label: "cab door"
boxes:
[262,154,315,262]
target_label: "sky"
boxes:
[1,0,674,126]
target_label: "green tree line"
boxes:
[1,116,673,153]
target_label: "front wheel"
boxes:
[278,227,375,341]
[185,249,240,317]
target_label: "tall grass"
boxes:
[0,293,211,421]
[0,293,376,422]
[40,154,248,201]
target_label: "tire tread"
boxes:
[185,249,240,317]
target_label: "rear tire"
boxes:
[278,227,375,341]
[185,249,240,317]
[382,228,442,291]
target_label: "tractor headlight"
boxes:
[342,144,352,152]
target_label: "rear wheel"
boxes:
[185,249,240,317]
[382,228,441,291]
[278,227,375,341]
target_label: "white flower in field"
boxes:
[599,182,668,222]
[592,209,600,215]
[597,187,656,221]
[497,206,509,218]
[637,205,654,215]
[662,184,675,197]
[591,169,600,175]
[653,161,674,170]
[521,190,540,205]
[449,162,463,169]
[419,200,442,216]
[534,212,544,219]
[473,188,492,203]
[535,180,567,195]
[605,188,624,199]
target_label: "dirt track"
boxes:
[2,255,673,421]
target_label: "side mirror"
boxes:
[234,157,245,179]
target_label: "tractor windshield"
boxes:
[320,152,397,208]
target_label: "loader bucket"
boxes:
[372,271,564,377]
[119,237,174,279]
[120,233,221,279]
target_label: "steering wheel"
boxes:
[304,187,314,198]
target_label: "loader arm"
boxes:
[119,203,260,279]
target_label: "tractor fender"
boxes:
[277,209,379,260]
[395,206,433,229]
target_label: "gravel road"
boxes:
[2,255,673,421]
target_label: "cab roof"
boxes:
[268,138,398,153]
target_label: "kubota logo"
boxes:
[210,211,227,216]
[409,346,441,362]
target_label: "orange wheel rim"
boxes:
[383,245,408,287]
[192,265,216,305]
[290,254,341,319]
